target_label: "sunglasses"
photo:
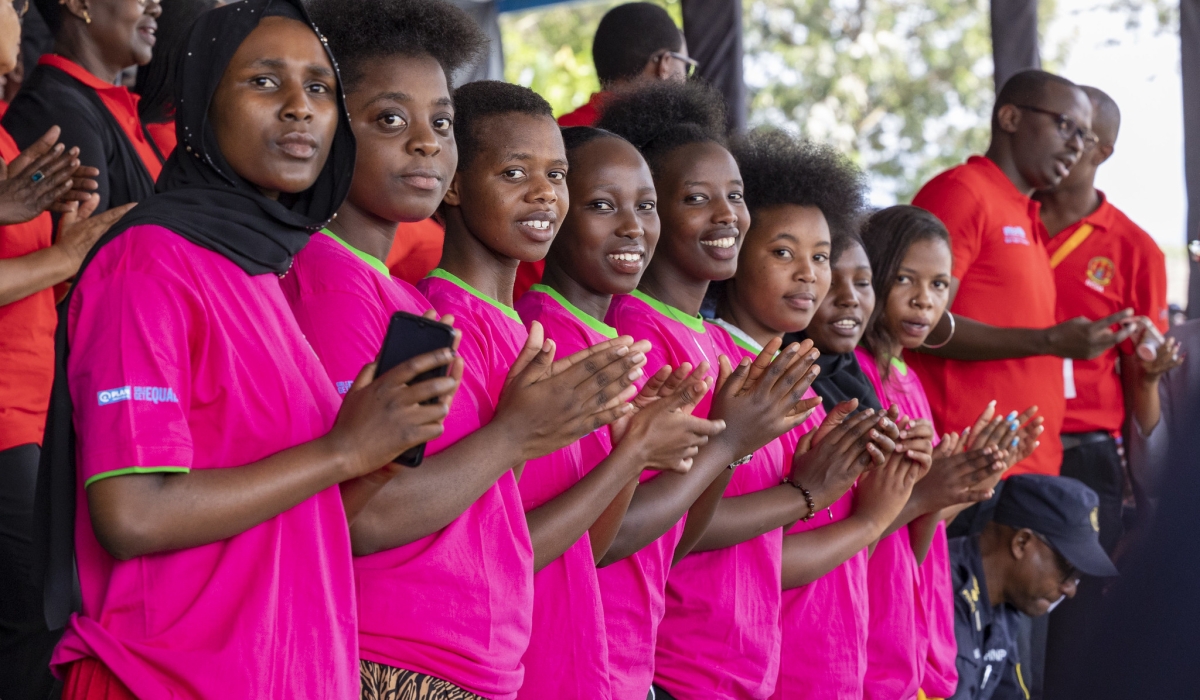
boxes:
[13,0,28,18]
[1015,104,1101,152]
[657,50,700,78]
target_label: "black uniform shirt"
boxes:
[948,535,1032,700]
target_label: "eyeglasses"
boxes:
[1032,532,1081,586]
[1015,104,1101,152]
[13,0,29,18]
[657,50,700,78]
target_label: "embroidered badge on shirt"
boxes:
[1002,226,1030,245]
[1085,257,1115,293]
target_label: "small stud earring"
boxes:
[82,8,91,23]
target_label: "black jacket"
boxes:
[3,62,156,213]
[948,535,1032,700]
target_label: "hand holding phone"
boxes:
[375,311,457,466]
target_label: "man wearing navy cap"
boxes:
[948,475,1117,700]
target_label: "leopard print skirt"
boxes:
[359,660,484,700]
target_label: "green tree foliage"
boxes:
[501,0,1091,201]
[743,0,1004,201]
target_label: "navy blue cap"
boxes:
[992,474,1118,578]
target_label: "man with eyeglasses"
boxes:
[908,70,1139,481]
[558,2,695,129]
[1031,86,1171,698]
[513,2,697,299]
[947,474,1116,700]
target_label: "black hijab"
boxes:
[33,0,355,629]
[784,331,883,414]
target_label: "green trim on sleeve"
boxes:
[84,466,190,488]
[710,317,764,354]
[630,289,706,333]
[528,284,617,339]
[426,268,522,323]
[319,229,392,278]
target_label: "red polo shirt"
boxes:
[385,218,445,285]
[1046,193,1168,434]
[0,126,56,451]
[39,55,163,182]
[556,91,607,128]
[907,156,1065,476]
[513,92,613,300]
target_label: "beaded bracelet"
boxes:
[783,478,817,522]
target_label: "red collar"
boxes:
[38,54,126,93]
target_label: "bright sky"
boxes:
[1045,0,1190,304]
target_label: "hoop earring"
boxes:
[921,311,956,349]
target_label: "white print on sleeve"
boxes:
[97,386,180,406]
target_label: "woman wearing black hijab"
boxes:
[34,1,459,696]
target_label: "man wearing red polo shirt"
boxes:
[1034,86,1168,697]
[908,70,1134,478]
[516,3,696,299]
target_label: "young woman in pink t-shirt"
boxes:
[348,80,659,700]
[857,206,1044,699]
[597,84,898,700]
[40,2,468,698]
[708,131,936,700]
[283,17,657,696]
[514,126,730,699]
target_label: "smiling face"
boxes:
[546,136,659,296]
[807,242,874,356]
[442,112,568,263]
[650,140,749,284]
[209,16,338,198]
[0,0,20,75]
[342,53,456,224]
[726,203,831,337]
[880,237,952,351]
[87,0,161,68]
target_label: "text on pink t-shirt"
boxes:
[58,225,356,700]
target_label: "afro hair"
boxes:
[731,128,867,243]
[452,80,555,171]
[308,0,487,92]
[591,3,683,85]
[594,80,727,176]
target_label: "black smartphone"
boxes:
[374,311,456,467]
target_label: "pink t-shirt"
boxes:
[282,229,433,394]
[349,270,533,699]
[600,290,729,699]
[774,398,875,700]
[56,225,356,699]
[514,285,615,700]
[654,331,789,699]
[857,347,958,698]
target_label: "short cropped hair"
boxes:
[592,3,682,85]
[309,0,487,92]
[732,129,866,245]
[993,69,1080,123]
[594,80,726,175]
[452,80,554,171]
